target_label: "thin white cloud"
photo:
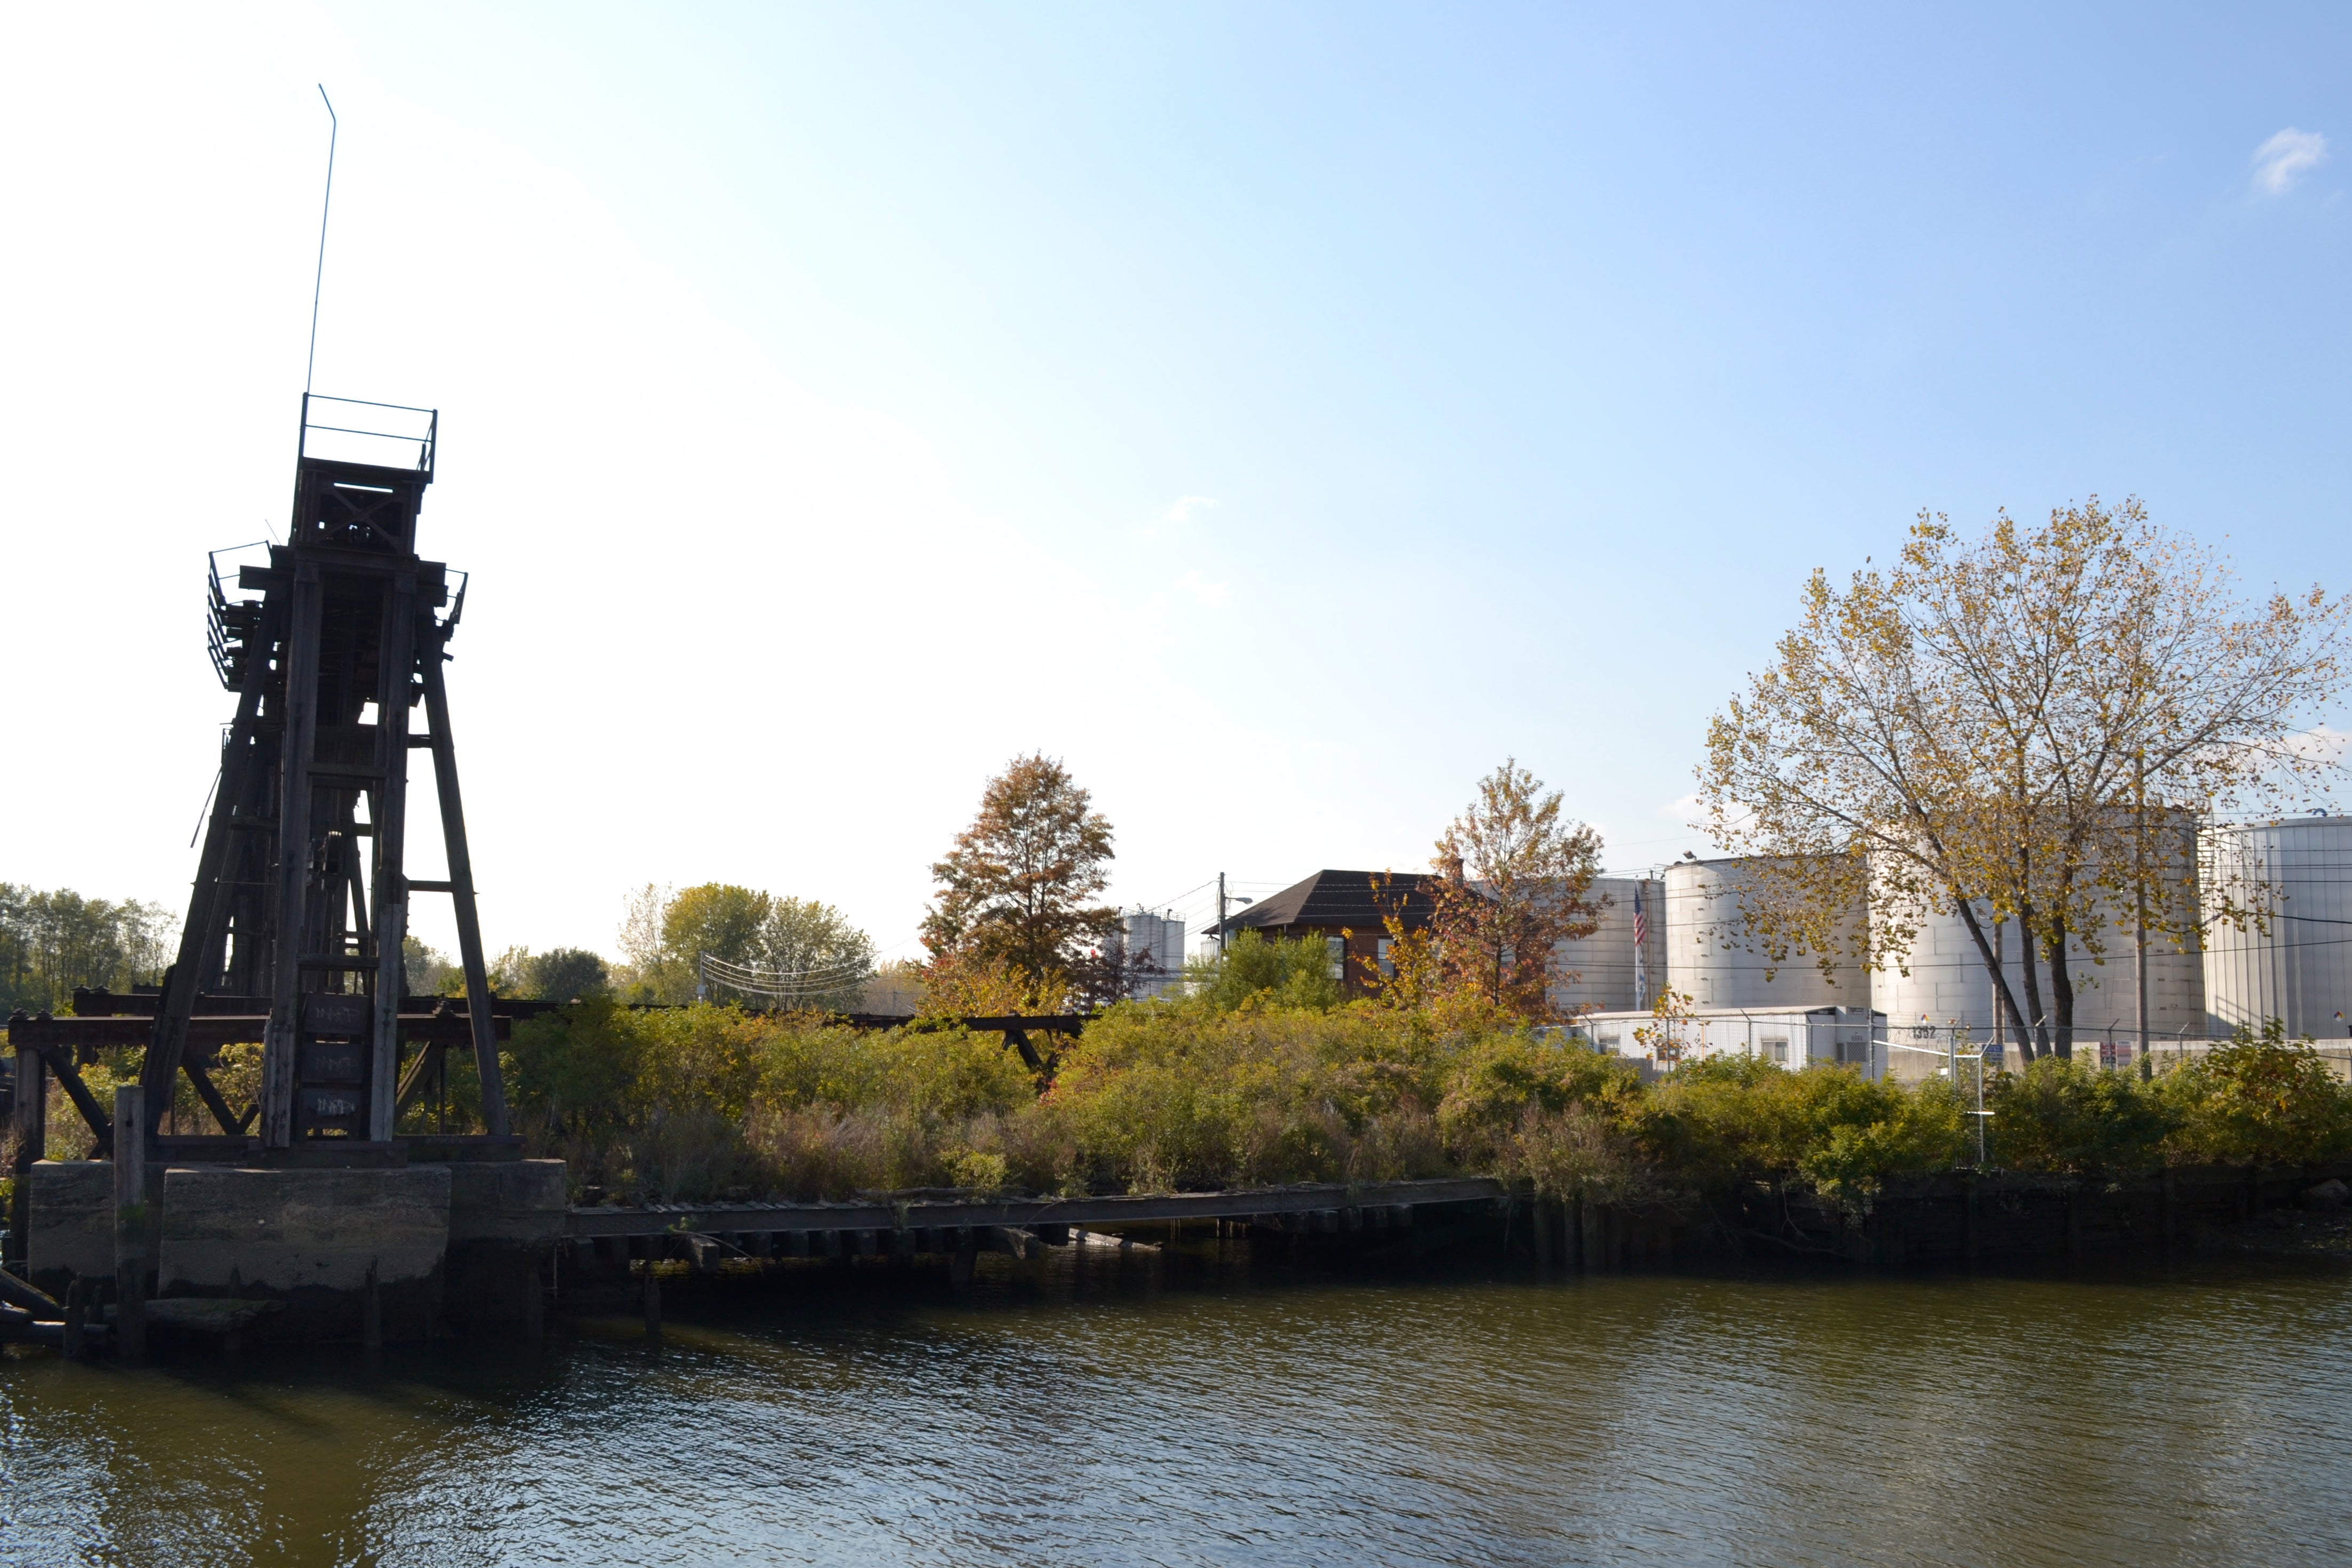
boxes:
[1144,495,1218,536]
[1173,568,1231,608]
[2253,128,2328,196]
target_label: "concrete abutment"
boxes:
[22,1155,564,1346]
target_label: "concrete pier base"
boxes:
[25,1155,564,1348]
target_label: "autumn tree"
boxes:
[922,754,1116,990]
[1699,500,2349,1060]
[1412,760,1604,1019]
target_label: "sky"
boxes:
[3,4,2348,967]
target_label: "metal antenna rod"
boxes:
[304,85,337,396]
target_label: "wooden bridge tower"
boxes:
[135,395,508,1152]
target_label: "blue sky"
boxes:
[3,4,2347,962]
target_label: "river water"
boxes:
[3,1247,2348,1567]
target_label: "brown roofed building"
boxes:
[1205,869,1436,996]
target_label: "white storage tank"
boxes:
[1118,910,1188,1000]
[1548,877,1665,1015]
[2202,815,2352,1042]
[1868,893,2206,1038]
[1665,857,1869,1011]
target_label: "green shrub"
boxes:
[485,996,2352,1204]
[1051,1002,1462,1189]
[1181,930,1346,1012]
[2159,1022,2352,1167]
[759,1018,1031,1121]
[1435,1031,1640,1169]
[1642,1055,1968,1205]
[506,996,648,1144]
[1989,1057,2178,1175]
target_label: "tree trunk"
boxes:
[2014,898,2049,1060]
[2044,914,2075,1061]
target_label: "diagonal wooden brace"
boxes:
[394,1037,447,1117]
[30,1043,112,1156]
[182,1057,246,1139]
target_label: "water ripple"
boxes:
[3,1255,2348,1567]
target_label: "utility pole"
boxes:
[1991,916,2008,1066]
[1217,872,1227,955]
[2135,750,2151,1078]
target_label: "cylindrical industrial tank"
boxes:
[2202,815,2352,1041]
[1549,877,1665,1015]
[1665,857,1869,1011]
[1868,893,2205,1036]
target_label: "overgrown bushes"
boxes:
[5,999,2344,1213]
[492,997,2352,1206]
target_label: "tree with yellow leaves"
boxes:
[1699,499,2348,1060]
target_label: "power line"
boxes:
[304,86,337,395]
[701,952,873,983]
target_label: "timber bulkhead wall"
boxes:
[1499,1163,2352,1271]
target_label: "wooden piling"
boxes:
[363,1262,383,1350]
[641,1265,662,1339]
[112,1084,146,1362]
[1964,1175,1980,1267]
[1531,1196,1554,1271]
[2160,1168,2176,1254]
[9,1043,45,1265]
[1579,1194,1599,1270]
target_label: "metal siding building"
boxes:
[1579,1005,1885,1078]
[2202,816,2352,1041]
